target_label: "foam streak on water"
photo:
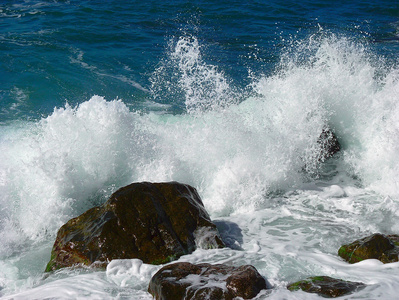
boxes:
[1,32,399,299]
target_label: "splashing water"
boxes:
[151,35,238,114]
[2,31,399,298]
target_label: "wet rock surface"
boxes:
[338,233,399,264]
[287,276,366,298]
[46,182,224,272]
[317,128,341,161]
[148,262,268,300]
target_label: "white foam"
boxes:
[2,272,151,300]
[0,96,144,243]
[2,33,399,299]
[106,259,158,288]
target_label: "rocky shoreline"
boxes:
[45,180,399,299]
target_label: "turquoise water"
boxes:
[1,1,399,299]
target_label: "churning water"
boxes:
[1,1,399,299]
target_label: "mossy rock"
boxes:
[338,233,399,264]
[288,276,365,298]
[46,182,225,272]
[387,235,399,246]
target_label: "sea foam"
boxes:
[2,33,399,244]
[2,33,399,298]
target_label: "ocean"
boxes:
[1,0,399,299]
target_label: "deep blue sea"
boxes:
[1,0,399,299]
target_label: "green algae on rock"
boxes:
[338,233,399,264]
[288,276,365,298]
[45,182,225,272]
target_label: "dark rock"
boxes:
[148,262,268,300]
[287,276,366,298]
[387,234,399,246]
[338,233,399,264]
[317,128,341,161]
[45,182,224,272]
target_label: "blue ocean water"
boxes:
[1,0,398,120]
[1,0,399,299]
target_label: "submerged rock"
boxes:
[148,262,268,300]
[338,233,399,264]
[45,182,224,272]
[317,128,341,162]
[287,276,365,298]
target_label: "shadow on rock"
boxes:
[213,220,243,250]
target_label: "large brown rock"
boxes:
[148,262,268,300]
[288,276,365,298]
[338,233,399,264]
[45,182,224,272]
